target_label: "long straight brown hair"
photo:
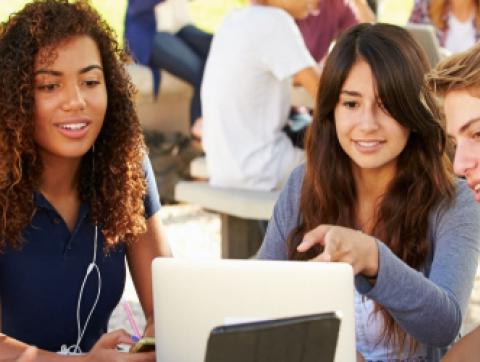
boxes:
[288,23,455,353]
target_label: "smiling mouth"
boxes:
[354,140,384,147]
[57,122,88,130]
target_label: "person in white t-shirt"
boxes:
[201,0,321,191]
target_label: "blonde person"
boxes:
[428,41,480,361]
[0,1,170,360]
[257,23,480,361]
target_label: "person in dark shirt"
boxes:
[124,0,212,139]
[0,1,170,360]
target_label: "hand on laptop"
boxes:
[297,225,379,278]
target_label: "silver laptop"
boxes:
[404,23,445,66]
[152,258,355,362]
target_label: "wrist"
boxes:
[363,236,379,278]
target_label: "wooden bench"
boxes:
[174,181,279,259]
[126,64,192,135]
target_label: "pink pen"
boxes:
[123,301,142,339]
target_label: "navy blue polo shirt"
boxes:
[0,157,161,352]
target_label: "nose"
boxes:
[358,105,380,132]
[61,83,86,112]
[453,142,477,177]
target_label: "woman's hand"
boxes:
[297,225,379,277]
[83,330,155,362]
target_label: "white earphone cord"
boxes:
[60,225,101,355]
[60,147,101,355]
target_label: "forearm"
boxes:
[348,0,375,23]
[356,242,465,346]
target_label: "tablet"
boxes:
[204,312,341,362]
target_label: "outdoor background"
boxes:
[0,0,415,40]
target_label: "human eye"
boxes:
[342,100,358,109]
[83,79,101,88]
[36,83,60,92]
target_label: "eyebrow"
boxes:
[34,64,103,76]
[340,90,362,97]
[458,117,480,134]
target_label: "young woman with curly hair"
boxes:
[0,1,170,360]
[257,23,480,361]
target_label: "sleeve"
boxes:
[356,180,480,346]
[256,166,305,260]
[127,0,166,17]
[260,10,316,81]
[408,0,430,24]
[143,154,161,219]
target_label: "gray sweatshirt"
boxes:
[257,165,480,361]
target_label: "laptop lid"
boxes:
[404,23,442,66]
[205,312,341,362]
[152,258,355,362]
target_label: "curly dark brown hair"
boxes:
[0,0,148,250]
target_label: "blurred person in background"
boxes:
[125,0,212,140]
[201,0,321,191]
[409,0,480,54]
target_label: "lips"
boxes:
[58,122,88,130]
[54,118,91,139]
[352,139,385,153]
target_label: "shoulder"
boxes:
[430,178,480,234]
[247,5,296,27]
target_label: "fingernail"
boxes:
[131,335,140,342]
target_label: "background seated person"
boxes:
[201,0,321,191]
[124,0,212,139]
[409,0,480,54]
[296,0,376,65]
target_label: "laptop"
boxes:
[404,23,445,66]
[204,312,341,362]
[152,258,355,362]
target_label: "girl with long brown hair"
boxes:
[0,1,170,360]
[257,23,480,361]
